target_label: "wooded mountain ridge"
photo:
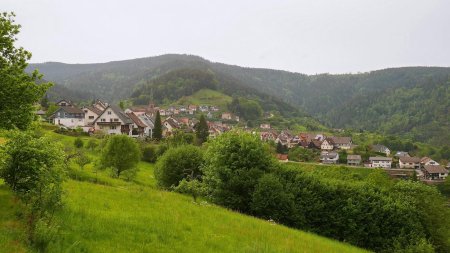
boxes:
[28,54,450,145]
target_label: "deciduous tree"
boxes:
[0,12,51,130]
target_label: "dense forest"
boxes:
[28,54,450,146]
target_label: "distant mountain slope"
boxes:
[28,55,450,145]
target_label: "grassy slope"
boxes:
[0,129,369,252]
[0,182,28,253]
[174,88,232,108]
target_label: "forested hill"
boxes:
[28,55,450,145]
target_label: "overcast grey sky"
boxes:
[4,0,450,74]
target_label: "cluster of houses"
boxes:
[260,130,449,180]
[48,100,236,138]
[47,99,448,181]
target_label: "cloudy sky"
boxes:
[4,0,450,74]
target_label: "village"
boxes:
[45,99,449,182]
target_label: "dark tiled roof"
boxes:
[347,155,361,160]
[84,106,103,115]
[399,156,421,163]
[127,112,147,128]
[369,156,392,161]
[109,105,133,124]
[59,106,84,114]
[424,165,447,174]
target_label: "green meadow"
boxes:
[0,129,369,252]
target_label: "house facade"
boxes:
[51,106,85,129]
[83,106,103,126]
[321,138,334,151]
[372,144,391,156]
[399,157,421,169]
[422,165,448,180]
[331,137,352,150]
[320,152,339,164]
[368,157,392,168]
[93,105,132,135]
[347,155,361,166]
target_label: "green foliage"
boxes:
[86,139,98,150]
[250,174,297,224]
[75,152,91,169]
[74,137,84,149]
[154,145,204,189]
[100,135,141,178]
[174,178,205,202]
[165,130,194,147]
[153,110,162,140]
[276,141,288,154]
[288,147,317,162]
[132,68,218,105]
[229,97,263,121]
[202,132,276,212]
[0,12,52,130]
[141,145,157,163]
[0,131,65,250]
[195,114,209,144]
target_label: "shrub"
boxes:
[250,174,296,224]
[202,132,276,212]
[100,135,141,178]
[154,145,204,189]
[142,145,157,163]
[86,139,98,150]
[74,138,84,148]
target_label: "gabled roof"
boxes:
[420,157,437,164]
[423,165,448,174]
[164,117,180,129]
[347,155,361,160]
[399,156,421,163]
[127,112,147,128]
[83,106,103,115]
[372,144,390,152]
[93,105,132,124]
[369,156,392,161]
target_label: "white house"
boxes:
[321,138,334,151]
[372,144,391,156]
[330,137,352,150]
[320,152,339,164]
[420,157,439,167]
[399,156,421,169]
[82,106,103,126]
[368,157,392,168]
[347,155,361,166]
[93,105,133,135]
[51,106,85,129]
[422,165,448,180]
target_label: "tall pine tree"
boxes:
[153,110,162,140]
[195,114,209,144]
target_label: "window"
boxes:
[107,111,112,115]
[101,118,106,122]
[114,118,119,122]
[110,126,116,130]
[89,116,94,119]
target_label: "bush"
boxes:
[100,135,141,178]
[0,131,65,249]
[250,174,296,224]
[154,145,204,189]
[142,145,157,163]
[86,139,98,150]
[202,132,276,212]
[74,138,84,148]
